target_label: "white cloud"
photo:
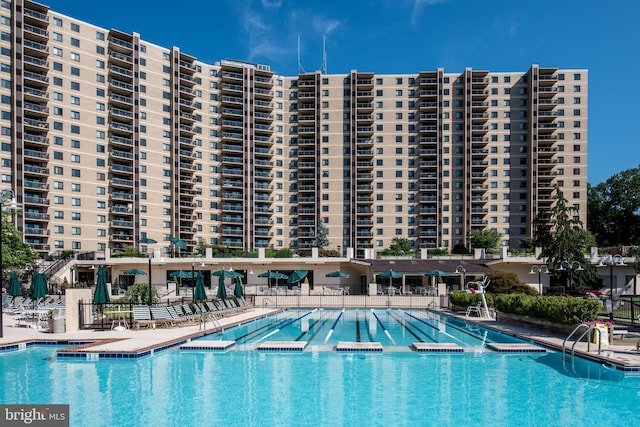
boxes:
[261,0,282,7]
[311,16,341,35]
[411,0,450,27]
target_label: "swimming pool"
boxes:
[1,310,639,426]
[203,308,523,349]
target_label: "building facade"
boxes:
[1,0,588,259]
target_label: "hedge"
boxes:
[450,292,601,325]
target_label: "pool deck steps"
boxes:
[180,341,236,351]
[412,342,464,353]
[256,341,308,351]
[336,342,383,352]
[486,343,546,353]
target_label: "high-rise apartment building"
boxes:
[1,1,587,259]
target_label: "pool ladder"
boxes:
[200,312,223,335]
[562,324,603,365]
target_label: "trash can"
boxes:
[51,309,66,334]
[591,323,609,346]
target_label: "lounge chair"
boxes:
[165,305,196,325]
[179,304,202,323]
[150,306,178,327]
[466,302,482,317]
[132,306,156,329]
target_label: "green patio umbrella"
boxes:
[234,276,244,298]
[170,237,187,258]
[378,269,403,291]
[139,237,157,244]
[211,269,241,279]
[425,269,448,284]
[258,270,288,288]
[93,265,110,304]
[169,270,192,278]
[169,237,187,249]
[28,271,47,300]
[123,268,147,276]
[326,270,350,278]
[7,271,21,297]
[193,274,207,301]
[216,275,228,299]
[379,269,403,279]
[287,269,308,284]
[169,270,191,292]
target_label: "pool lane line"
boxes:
[371,309,396,345]
[255,309,318,343]
[231,310,305,344]
[385,310,427,343]
[293,310,332,342]
[355,309,361,342]
[323,308,345,343]
[404,311,467,346]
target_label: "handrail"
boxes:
[562,323,603,366]
[201,312,222,333]
[262,297,277,307]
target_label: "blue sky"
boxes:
[47,0,639,185]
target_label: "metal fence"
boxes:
[613,296,640,325]
[78,297,194,330]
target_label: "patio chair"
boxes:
[150,306,179,327]
[132,305,156,329]
[466,302,483,317]
[167,305,196,325]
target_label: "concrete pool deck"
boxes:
[2,308,640,370]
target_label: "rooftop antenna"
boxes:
[321,34,327,74]
[297,35,305,74]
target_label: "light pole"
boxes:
[455,265,466,291]
[148,254,153,306]
[558,260,583,292]
[191,258,196,303]
[0,189,19,338]
[140,237,157,307]
[598,254,626,322]
[529,265,549,295]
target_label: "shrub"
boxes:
[121,283,158,305]
[449,291,494,308]
[453,284,600,324]
[486,270,538,295]
[494,294,601,325]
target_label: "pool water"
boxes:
[1,310,639,426]
[206,308,523,348]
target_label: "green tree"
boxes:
[485,271,538,295]
[533,188,599,291]
[1,211,39,275]
[468,229,502,252]
[587,165,640,246]
[380,237,413,256]
[310,222,330,250]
